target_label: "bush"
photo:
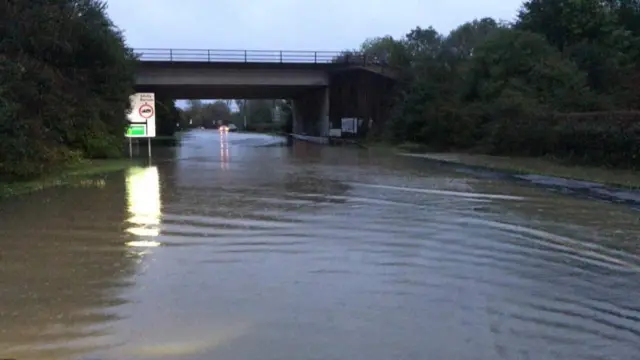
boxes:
[0,0,136,180]
[551,112,640,167]
[83,135,125,159]
[476,111,640,168]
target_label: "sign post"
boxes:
[126,93,156,158]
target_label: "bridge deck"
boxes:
[133,48,399,78]
[134,84,322,99]
[133,48,399,98]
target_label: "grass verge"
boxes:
[402,152,640,189]
[362,141,640,188]
[0,158,139,199]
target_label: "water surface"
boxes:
[1,131,640,360]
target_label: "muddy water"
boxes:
[1,131,640,360]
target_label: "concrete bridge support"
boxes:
[292,87,329,137]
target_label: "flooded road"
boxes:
[2,130,640,360]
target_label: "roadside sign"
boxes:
[126,93,156,137]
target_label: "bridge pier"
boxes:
[292,87,329,137]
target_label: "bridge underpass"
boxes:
[134,49,397,137]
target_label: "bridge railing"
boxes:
[133,48,374,65]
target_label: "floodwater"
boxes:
[1,131,640,360]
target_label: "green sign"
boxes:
[126,124,147,137]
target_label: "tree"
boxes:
[444,18,506,59]
[516,0,617,51]
[278,99,293,133]
[385,25,464,143]
[0,0,136,179]
[155,99,180,136]
[227,99,284,132]
[516,0,640,107]
[463,29,593,111]
[234,99,247,120]
[607,0,640,36]
[360,36,411,67]
[202,100,232,127]
[343,1,640,167]
[246,100,274,123]
[180,100,200,128]
[181,100,232,128]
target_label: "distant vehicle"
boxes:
[219,124,238,133]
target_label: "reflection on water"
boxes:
[220,131,229,170]
[125,166,162,242]
[2,131,640,360]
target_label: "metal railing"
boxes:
[133,48,372,65]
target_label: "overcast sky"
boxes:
[106,0,523,51]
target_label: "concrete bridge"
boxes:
[134,48,397,137]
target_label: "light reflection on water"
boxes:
[219,130,230,170]
[125,166,162,240]
[1,131,640,360]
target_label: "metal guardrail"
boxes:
[133,48,372,64]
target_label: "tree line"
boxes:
[352,0,640,168]
[180,99,291,132]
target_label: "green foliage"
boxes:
[360,36,412,67]
[244,100,276,124]
[516,0,617,51]
[237,99,286,131]
[181,99,285,132]
[83,134,124,159]
[181,100,232,128]
[355,1,640,168]
[0,0,136,180]
[156,99,180,135]
[463,29,594,111]
[516,0,640,107]
[279,99,293,133]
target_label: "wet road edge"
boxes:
[398,153,640,211]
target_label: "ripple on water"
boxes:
[5,137,640,360]
[131,173,640,359]
[219,182,640,359]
